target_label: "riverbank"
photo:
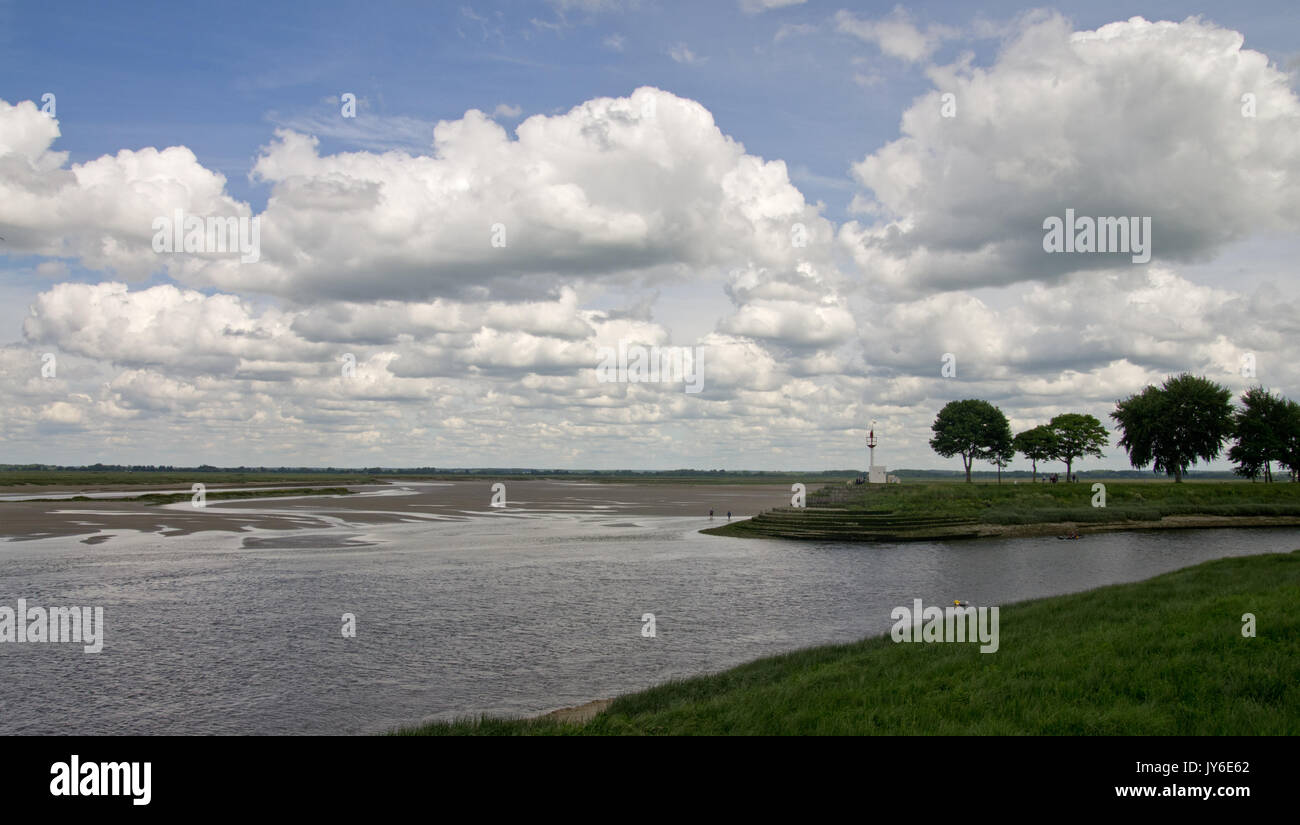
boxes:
[701,481,1300,542]
[393,549,1300,735]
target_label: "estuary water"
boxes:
[1,513,1297,735]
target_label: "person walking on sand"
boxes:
[709,509,714,520]
[726,511,731,521]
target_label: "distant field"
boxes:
[396,550,1300,735]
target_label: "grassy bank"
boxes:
[395,550,1300,735]
[702,481,1300,541]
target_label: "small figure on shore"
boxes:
[709,509,714,520]
[726,511,731,521]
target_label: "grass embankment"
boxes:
[10,488,355,505]
[395,550,1300,735]
[703,481,1300,541]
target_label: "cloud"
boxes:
[21,282,317,373]
[668,43,705,64]
[775,22,816,42]
[840,14,1300,296]
[3,88,830,308]
[4,30,1300,471]
[225,88,822,303]
[492,103,523,119]
[267,108,436,153]
[835,6,959,63]
[0,99,255,279]
[740,0,806,14]
[549,0,621,10]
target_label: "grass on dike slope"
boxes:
[394,550,1300,735]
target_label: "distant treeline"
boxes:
[891,468,1241,480]
[0,464,850,476]
[0,464,1237,479]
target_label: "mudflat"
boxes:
[0,480,794,541]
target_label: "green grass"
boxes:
[394,550,1300,735]
[817,479,1300,516]
[703,481,1300,540]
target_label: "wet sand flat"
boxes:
[0,480,794,541]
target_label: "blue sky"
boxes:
[1,1,1298,470]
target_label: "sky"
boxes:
[1,0,1298,472]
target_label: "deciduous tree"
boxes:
[1111,374,1233,483]
[930,399,1012,483]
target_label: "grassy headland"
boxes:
[702,480,1300,541]
[394,550,1300,735]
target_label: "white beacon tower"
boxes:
[867,420,887,484]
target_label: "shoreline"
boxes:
[537,699,614,724]
[975,514,1300,538]
[495,519,1300,732]
[401,550,1300,735]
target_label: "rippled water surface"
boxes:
[2,515,1297,734]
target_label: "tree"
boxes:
[1111,373,1234,482]
[1228,387,1295,482]
[1048,413,1108,481]
[1013,425,1058,482]
[988,438,1015,485]
[1281,401,1300,482]
[930,399,1013,483]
